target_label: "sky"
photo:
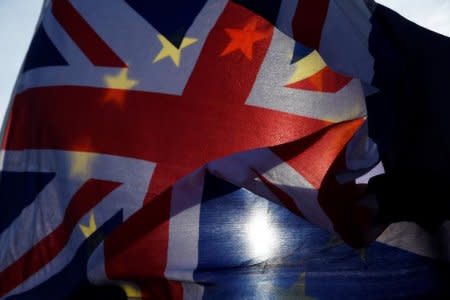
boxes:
[0,0,449,123]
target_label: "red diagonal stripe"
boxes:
[272,119,364,189]
[292,0,329,49]
[105,188,172,280]
[285,66,352,92]
[52,0,126,67]
[0,179,121,297]
[254,170,305,217]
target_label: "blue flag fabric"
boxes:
[194,173,450,300]
[367,5,450,175]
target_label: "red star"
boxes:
[221,18,269,60]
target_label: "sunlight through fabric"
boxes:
[246,209,278,259]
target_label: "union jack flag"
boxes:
[0,1,402,299]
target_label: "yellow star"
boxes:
[105,68,138,90]
[153,34,197,67]
[358,248,367,262]
[327,233,344,247]
[70,152,96,179]
[289,273,316,300]
[274,273,316,300]
[287,50,326,85]
[120,282,142,298]
[104,68,139,105]
[79,212,97,238]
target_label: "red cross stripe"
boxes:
[4,2,342,298]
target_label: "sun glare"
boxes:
[246,210,278,259]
